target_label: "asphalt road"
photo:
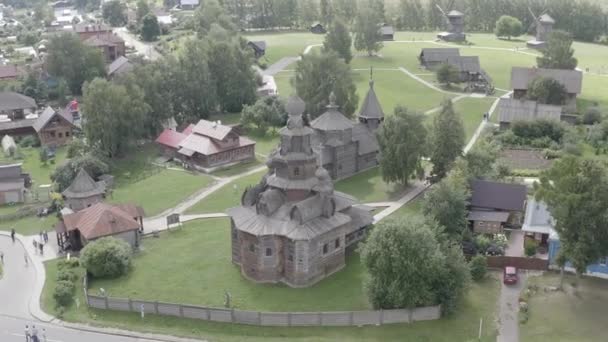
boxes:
[0,236,36,319]
[0,315,161,342]
[114,27,162,61]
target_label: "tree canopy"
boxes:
[526,76,568,106]
[141,14,161,41]
[494,15,523,40]
[80,237,133,278]
[51,154,110,192]
[377,106,427,185]
[323,17,353,63]
[293,51,358,119]
[422,171,470,240]
[240,96,287,134]
[102,0,127,27]
[82,78,148,157]
[436,63,461,87]
[361,216,470,314]
[535,156,608,275]
[46,33,106,94]
[353,6,383,56]
[429,99,465,179]
[537,30,578,70]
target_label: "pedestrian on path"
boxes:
[41,328,47,342]
[43,230,48,243]
[25,324,30,341]
[11,228,15,243]
[31,325,39,342]
[0,251,3,264]
[39,242,44,255]
[33,240,38,255]
[24,252,28,267]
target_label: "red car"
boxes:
[503,266,518,285]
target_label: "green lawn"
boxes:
[388,197,424,219]
[42,213,499,341]
[185,170,267,214]
[454,97,497,141]
[335,167,409,203]
[109,169,213,216]
[110,144,162,187]
[0,214,58,236]
[21,147,68,187]
[245,129,279,157]
[521,273,608,342]
[211,156,264,178]
[243,32,324,65]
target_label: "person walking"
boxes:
[39,242,44,256]
[11,228,15,243]
[24,252,28,267]
[31,325,39,342]
[0,251,3,264]
[41,328,47,342]
[25,324,30,342]
[43,230,48,243]
[32,240,38,255]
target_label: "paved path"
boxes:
[464,91,511,154]
[114,27,161,61]
[398,66,462,95]
[497,273,527,342]
[262,57,300,76]
[505,230,525,257]
[373,181,429,223]
[142,165,266,233]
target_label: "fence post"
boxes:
[349,311,354,326]
[408,308,413,323]
[257,311,261,325]
[379,309,384,325]
[154,301,159,314]
[231,308,235,323]
[318,312,322,325]
[179,304,184,317]
[287,312,291,327]
[128,298,133,311]
[206,308,210,320]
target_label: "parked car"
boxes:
[503,266,518,285]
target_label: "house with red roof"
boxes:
[155,119,255,172]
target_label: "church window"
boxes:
[266,248,272,256]
[288,254,293,262]
[294,167,300,176]
[58,132,63,138]
[323,243,328,254]
[249,244,255,252]
[66,131,70,137]
[335,238,340,248]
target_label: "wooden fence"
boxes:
[83,274,441,327]
[486,256,549,271]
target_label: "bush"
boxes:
[563,143,582,156]
[474,235,491,254]
[57,257,80,271]
[53,280,75,307]
[66,139,88,158]
[582,107,602,125]
[524,239,538,257]
[469,255,487,281]
[57,268,78,282]
[80,237,132,278]
[18,135,40,148]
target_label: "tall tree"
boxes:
[537,30,578,70]
[102,0,127,27]
[141,14,161,41]
[333,0,357,25]
[320,0,333,26]
[360,216,470,313]
[293,51,358,118]
[207,39,257,112]
[377,106,427,185]
[494,15,522,40]
[430,99,465,179]
[535,156,608,283]
[369,0,385,23]
[436,63,461,87]
[526,77,568,106]
[82,78,148,157]
[192,0,236,35]
[136,0,151,25]
[397,0,425,30]
[240,96,287,134]
[46,33,106,94]
[422,172,470,240]
[323,17,352,63]
[353,7,383,56]
[297,0,318,27]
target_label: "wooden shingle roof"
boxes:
[62,202,142,240]
[498,98,562,124]
[510,67,583,94]
[358,81,384,120]
[62,168,106,199]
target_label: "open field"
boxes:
[521,272,608,342]
[335,167,410,203]
[109,169,213,216]
[42,220,500,342]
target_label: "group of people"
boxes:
[33,230,49,256]
[24,324,46,342]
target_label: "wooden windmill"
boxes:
[435,0,466,42]
[526,6,555,49]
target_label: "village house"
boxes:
[419,48,461,69]
[0,92,38,137]
[379,25,394,41]
[0,64,20,80]
[73,22,111,40]
[256,74,277,97]
[33,106,78,147]
[55,202,144,251]
[107,56,133,78]
[247,41,266,59]
[311,83,383,180]
[179,0,199,10]
[525,198,608,279]
[228,97,373,288]
[498,98,562,129]
[155,119,256,172]
[83,33,126,62]
[0,163,31,204]
[62,168,106,212]
[310,22,326,34]
[510,67,583,113]
[468,180,527,234]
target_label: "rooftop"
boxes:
[470,179,527,212]
[498,98,562,124]
[420,48,460,63]
[62,202,143,240]
[62,168,106,199]
[0,92,36,112]
[511,67,583,94]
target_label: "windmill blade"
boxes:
[448,0,456,10]
[528,6,539,22]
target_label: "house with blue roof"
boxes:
[524,198,608,279]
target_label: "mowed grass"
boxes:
[0,214,58,235]
[454,97,497,141]
[21,147,68,187]
[42,249,500,342]
[109,169,213,216]
[335,167,410,203]
[89,218,369,311]
[521,272,608,342]
[185,170,267,214]
[243,31,324,65]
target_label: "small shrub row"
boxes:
[53,257,81,312]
